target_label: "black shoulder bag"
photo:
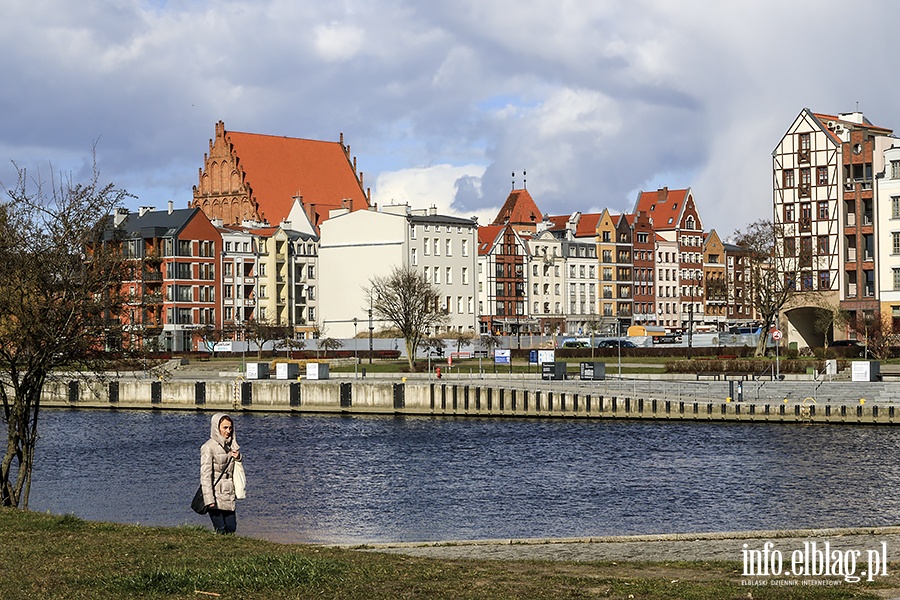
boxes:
[191,456,232,515]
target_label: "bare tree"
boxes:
[813,305,850,349]
[733,219,810,357]
[0,159,135,508]
[319,337,343,358]
[366,266,447,370]
[448,330,475,354]
[243,319,291,359]
[848,310,898,359]
[418,336,445,358]
[479,333,502,356]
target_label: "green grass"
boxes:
[0,508,894,599]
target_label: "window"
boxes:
[224,263,233,277]
[817,202,829,220]
[783,169,795,188]
[799,168,811,196]
[893,233,900,255]
[894,269,900,291]
[817,236,829,255]
[461,239,468,256]
[423,238,430,255]
[445,267,452,284]
[798,133,811,162]
[410,225,417,239]
[817,166,828,186]
[893,197,900,219]
[783,237,795,256]
[784,204,795,222]
[411,248,418,266]
[446,239,452,256]
[819,271,830,290]
[433,239,440,256]
[893,160,900,180]
[462,267,469,285]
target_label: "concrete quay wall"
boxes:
[40,377,900,425]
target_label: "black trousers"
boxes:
[208,508,236,534]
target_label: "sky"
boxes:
[2,0,899,238]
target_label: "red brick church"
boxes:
[191,120,371,231]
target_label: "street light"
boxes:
[368,302,373,365]
[353,318,358,379]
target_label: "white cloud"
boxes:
[373,164,495,223]
[2,0,900,235]
[313,22,365,62]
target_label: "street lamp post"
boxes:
[368,303,373,364]
[353,318,358,379]
[687,302,694,360]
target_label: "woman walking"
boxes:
[200,413,242,534]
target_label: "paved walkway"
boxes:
[347,526,900,563]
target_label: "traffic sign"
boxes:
[772,329,783,341]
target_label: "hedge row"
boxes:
[665,358,847,374]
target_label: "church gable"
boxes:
[193,121,260,226]
[191,121,370,230]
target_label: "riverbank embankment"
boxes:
[40,360,900,425]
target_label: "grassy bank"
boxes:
[1,509,894,599]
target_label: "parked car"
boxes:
[829,339,864,356]
[596,340,636,349]
[562,340,589,348]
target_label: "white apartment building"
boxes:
[877,145,900,322]
[318,204,478,338]
[219,224,262,327]
[655,236,680,329]
[526,218,599,335]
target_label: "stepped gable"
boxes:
[491,188,542,232]
[192,121,370,231]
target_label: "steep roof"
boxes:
[478,225,504,255]
[633,187,690,231]
[225,129,369,226]
[545,212,602,238]
[115,208,201,238]
[491,189,542,227]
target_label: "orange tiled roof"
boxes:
[633,187,689,231]
[226,130,369,226]
[545,212,602,238]
[811,111,893,135]
[478,225,504,255]
[575,213,601,237]
[491,189,542,226]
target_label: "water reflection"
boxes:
[28,409,900,544]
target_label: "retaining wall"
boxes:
[41,378,899,425]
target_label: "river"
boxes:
[27,408,900,544]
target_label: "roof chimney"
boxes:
[657,187,668,202]
[114,207,129,227]
[139,206,154,217]
[168,200,174,214]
